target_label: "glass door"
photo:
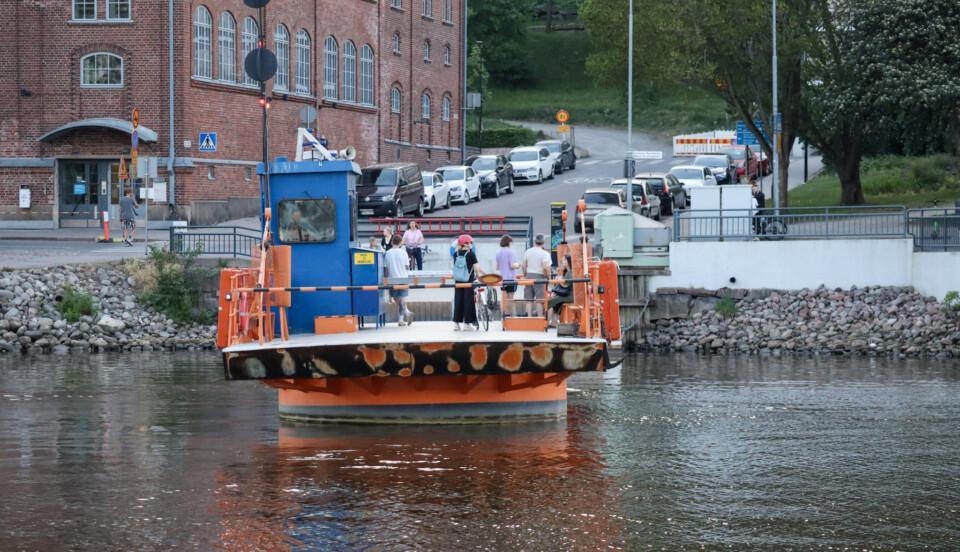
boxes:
[58,161,101,222]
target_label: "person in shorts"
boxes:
[495,234,520,315]
[384,234,413,326]
[521,234,552,316]
[119,189,139,246]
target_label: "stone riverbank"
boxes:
[0,265,215,354]
[642,286,960,357]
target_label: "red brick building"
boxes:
[0,0,464,227]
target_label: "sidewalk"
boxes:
[0,216,260,242]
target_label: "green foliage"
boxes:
[58,284,97,323]
[943,291,960,316]
[140,246,215,325]
[788,155,960,208]
[715,296,737,320]
[468,0,530,86]
[467,43,490,102]
[466,126,545,148]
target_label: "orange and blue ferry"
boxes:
[215,136,620,423]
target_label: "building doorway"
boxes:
[58,159,133,227]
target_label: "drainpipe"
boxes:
[167,0,177,213]
[461,0,467,163]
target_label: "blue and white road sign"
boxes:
[736,120,769,146]
[198,132,218,152]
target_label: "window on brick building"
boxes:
[241,17,259,86]
[342,41,356,103]
[107,0,130,20]
[422,0,432,17]
[390,86,403,113]
[274,24,289,91]
[73,0,96,21]
[295,30,311,95]
[359,45,374,106]
[81,53,123,87]
[443,0,453,22]
[422,40,430,62]
[218,12,236,82]
[323,37,338,99]
[421,93,431,120]
[193,6,212,79]
[443,44,451,66]
[392,32,401,55]
[391,87,402,114]
[391,0,402,9]
[442,96,451,121]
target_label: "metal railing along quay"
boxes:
[907,208,960,251]
[673,206,909,241]
[169,225,262,258]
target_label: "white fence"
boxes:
[672,129,736,156]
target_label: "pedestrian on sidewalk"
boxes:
[119,189,139,246]
[495,234,520,316]
[384,234,414,326]
[521,234,553,317]
[402,220,424,270]
[452,234,482,331]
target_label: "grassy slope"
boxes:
[788,155,960,208]
[482,30,729,135]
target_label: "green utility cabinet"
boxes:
[594,210,635,258]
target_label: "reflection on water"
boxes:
[1,352,958,550]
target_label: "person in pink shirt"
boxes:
[495,235,520,315]
[402,221,424,270]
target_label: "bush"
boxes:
[119,257,158,294]
[466,127,545,148]
[943,291,960,316]
[715,296,737,319]
[140,246,216,324]
[58,284,97,323]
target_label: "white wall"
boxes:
[912,251,960,301]
[649,239,914,291]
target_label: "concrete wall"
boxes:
[912,251,960,300]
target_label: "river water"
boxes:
[1,352,958,551]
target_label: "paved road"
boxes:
[0,239,163,269]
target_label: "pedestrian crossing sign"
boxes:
[198,132,218,152]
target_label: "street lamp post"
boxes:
[477,41,484,151]
[625,0,634,213]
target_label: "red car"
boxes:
[724,147,759,181]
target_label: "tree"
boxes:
[467,0,530,86]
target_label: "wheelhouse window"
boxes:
[193,6,212,78]
[441,96,451,121]
[274,24,289,91]
[73,0,96,20]
[295,29,311,94]
[323,36,338,99]
[391,87,402,113]
[278,199,336,243]
[218,12,236,82]
[241,17,259,86]
[342,40,356,102]
[421,93,431,120]
[359,45,374,106]
[81,53,123,87]
[107,0,130,20]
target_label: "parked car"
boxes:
[421,170,450,211]
[358,163,424,217]
[576,188,624,232]
[535,139,576,173]
[628,173,684,216]
[723,146,759,181]
[693,154,734,184]
[467,154,514,197]
[609,178,662,220]
[436,165,481,205]
[508,146,554,183]
[668,165,717,205]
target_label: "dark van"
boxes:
[357,163,425,217]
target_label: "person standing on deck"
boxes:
[402,221,425,270]
[521,234,552,316]
[384,234,414,326]
[495,235,520,316]
[452,234,483,331]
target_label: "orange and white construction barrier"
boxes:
[672,130,736,156]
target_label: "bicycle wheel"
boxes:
[767,220,787,240]
[476,298,490,331]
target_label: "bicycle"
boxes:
[756,210,788,240]
[474,274,503,331]
[406,243,430,271]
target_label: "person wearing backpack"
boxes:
[452,234,482,331]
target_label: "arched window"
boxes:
[443,44,451,66]
[441,96,451,121]
[81,53,124,87]
[193,6,212,78]
[359,45,374,106]
[391,87,402,114]
[274,24,289,91]
[295,29,311,94]
[421,92,431,120]
[392,32,401,54]
[342,41,356,102]
[422,40,430,62]
[241,17,259,86]
[323,36,338,99]
[218,12,236,82]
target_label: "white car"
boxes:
[669,165,717,206]
[421,170,450,211]
[508,146,554,184]
[436,165,481,205]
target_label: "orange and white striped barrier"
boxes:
[672,130,737,156]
